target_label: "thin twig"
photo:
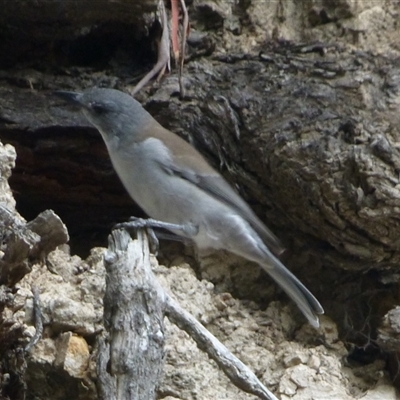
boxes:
[25,285,43,352]
[129,0,170,96]
[178,0,189,98]
[171,0,180,60]
[165,294,279,400]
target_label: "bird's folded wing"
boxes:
[157,157,285,256]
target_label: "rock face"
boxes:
[1,0,400,398]
[0,142,17,210]
[6,235,399,400]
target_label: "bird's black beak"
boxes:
[53,90,84,106]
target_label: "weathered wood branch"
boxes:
[165,294,279,400]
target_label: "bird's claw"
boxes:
[114,217,147,230]
[146,227,160,256]
[113,218,159,255]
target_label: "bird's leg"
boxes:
[148,228,194,252]
[114,217,197,255]
[114,217,198,240]
[150,229,192,244]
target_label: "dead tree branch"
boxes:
[165,294,279,400]
[100,229,166,400]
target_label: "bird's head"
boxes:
[54,88,151,140]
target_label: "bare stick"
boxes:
[165,294,279,400]
[25,285,43,352]
[128,0,170,96]
[178,0,189,98]
[171,0,180,60]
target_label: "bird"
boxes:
[55,87,324,327]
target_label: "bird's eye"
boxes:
[90,102,109,114]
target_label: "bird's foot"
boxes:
[113,217,198,255]
[114,217,161,255]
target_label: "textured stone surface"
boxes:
[54,333,90,379]
[0,142,17,210]
[13,254,397,399]
[22,248,105,336]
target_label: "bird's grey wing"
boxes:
[157,158,285,256]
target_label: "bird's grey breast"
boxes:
[104,136,180,217]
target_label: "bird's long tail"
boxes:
[260,253,324,328]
